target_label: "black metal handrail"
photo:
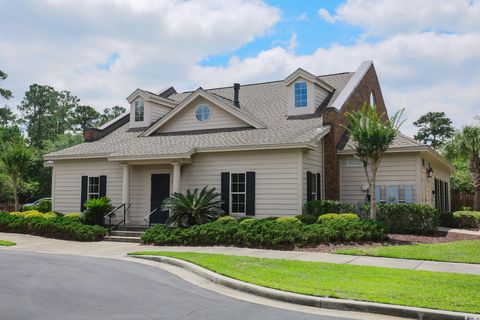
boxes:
[105,203,130,235]
[143,207,159,228]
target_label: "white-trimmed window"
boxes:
[135,100,144,122]
[230,173,246,214]
[346,156,362,167]
[294,82,307,108]
[88,176,100,199]
[369,91,375,107]
[195,104,211,122]
[311,174,318,200]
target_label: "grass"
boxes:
[128,251,480,314]
[335,240,480,264]
[0,240,16,246]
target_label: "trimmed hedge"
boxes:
[295,214,317,224]
[318,213,359,223]
[377,203,439,235]
[142,218,387,248]
[0,212,106,241]
[452,211,480,229]
[305,200,356,217]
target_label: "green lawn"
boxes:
[128,251,480,314]
[0,240,16,246]
[335,240,480,264]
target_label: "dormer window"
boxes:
[135,100,144,122]
[294,82,307,108]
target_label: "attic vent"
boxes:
[233,83,240,108]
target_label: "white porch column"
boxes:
[122,164,130,205]
[172,162,182,194]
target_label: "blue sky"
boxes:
[1,0,479,135]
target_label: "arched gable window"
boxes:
[369,91,376,107]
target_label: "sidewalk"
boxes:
[2,232,480,275]
[438,226,480,236]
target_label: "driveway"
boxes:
[0,250,353,320]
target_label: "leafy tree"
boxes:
[0,69,12,99]
[445,126,480,210]
[55,90,79,134]
[163,187,224,227]
[343,104,404,219]
[71,105,101,131]
[99,105,126,126]
[450,159,474,194]
[0,126,33,211]
[413,112,454,150]
[0,106,16,127]
[42,133,83,155]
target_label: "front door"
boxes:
[150,174,170,224]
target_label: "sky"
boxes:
[1,0,479,135]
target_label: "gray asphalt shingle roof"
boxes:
[46,72,354,159]
[342,132,426,151]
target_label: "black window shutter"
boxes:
[81,176,88,212]
[221,172,230,213]
[306,171,313,202]
[99,175,107,198]
[316,173,321,200]
[246,171,255,216]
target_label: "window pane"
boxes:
[195,104,211,122]
[294,82,307,108]
[135,100,144,122]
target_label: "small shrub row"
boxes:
[452,211,480,229]
[377,203,439,234]
[0,212,106,241]
[9,210,58,219]
[304,200,356,217]
[21,199,52,213]
[142,218,387,248]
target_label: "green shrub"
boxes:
[83,197,112,226]
[142,217,387,248]
[295,214,317,224]
[452,211,480,229]
[37,199,52,213]
[239,218,256,225]
[0,212,106,241]
[305,200,355,217]
[216,216,236,223]
[63,213,82,221]
[21,205,38,212]
[377,203,439,234]
[317,213,359,223]
[276,216,301,224]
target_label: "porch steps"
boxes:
[104,226,148,243]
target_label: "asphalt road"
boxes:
[0,251,353,320]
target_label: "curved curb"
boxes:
[131,255,476,320]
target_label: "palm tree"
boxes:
[445,126,480,210]
[343,104,404,219]
[162,186,224,227]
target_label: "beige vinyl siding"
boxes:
[340,153,418,205]
[52,159,123,214]
[314,85,329,108]
[420,154,451,209]
[180,149,301,218]
[130,99,171,129]
[159,97,249,133]
[302,140,324,204]
[149,101,171,124]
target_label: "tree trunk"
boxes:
[470,155,480,211]
[475,187,480,211]
[369,182,376,219]
[12,180,19,212]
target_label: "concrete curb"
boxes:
[131,255,477,320]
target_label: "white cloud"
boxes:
[319,0,480,37]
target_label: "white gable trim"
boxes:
[126,88,177,108]
[284,68,334,92]
[140,88,265,137]
[331,60,373,109]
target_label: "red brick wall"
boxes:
[323,64,388,200]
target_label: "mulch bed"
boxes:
[297,231,480,253]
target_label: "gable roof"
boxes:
[44,70,354,161]
[283,68,335,92]
[140,88,265,137]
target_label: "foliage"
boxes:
[276,216,301,224]
[37,199,52,213]
[452,211,480,229]
[99,106,126,126]
[445,126,480,210]
[377,203,439,234]
[83,197,112,226]
[216,216,236,223]
[72,105,101,131]
[413,112,454,150]
[450,159,474,193]
[317,213,359,223]
[0,212,106,241]
[0,106,16,127]
[142,218,387,248]
[304,200,355,217]
[0,240,16,246]
[295,214,317,224]
[0,69,12,99]
[163,187,223,227]
[336,240,480,264]
[343,103,404,219]
[63,213,82,221]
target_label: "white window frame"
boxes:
[88,176,100,200]
[346,156,362,167]
[370,91,376,107]
[230,172,246,215]
[294,82,307,108]
[194,104,211,123]
[311,173,318,201]
[135,100,144,122]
